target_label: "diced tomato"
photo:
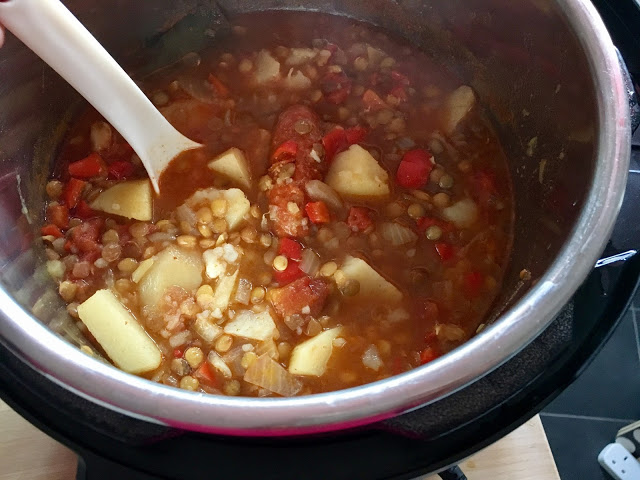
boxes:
[68,153,106,178]
[74,200,95,219]
[396,149,434,189]
[390,86,408,102]
[173,348,183,358]
[278,238,302,261]
[305,201,330,224]
[322,72,352,105]
[435,242,455,261]
[463,271,484,298]
[107,160,135,180]
[70,218,103,254]
[207,74,230,97]
[362,89,386,111]
[270,276,330,318]
[391,70,410,86]
[322,127,348,163]
[273,260,305,285]
[345,126,368,145]
[41,224,63,238]
[419,346,440,365]
[63,178,87,208]
[47,204,69,229]
[271,140,298,163]
[347,206,374,232]
[195,361,216,384]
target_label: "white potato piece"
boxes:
[224,310,276,341]
[91,179,152,221]
[138,246,203,308]
[285,48,317,66]
[208,147,251,190]
[442,198,479,228]
[254,50,281,84]
[442,85,476,134]
[325,145,390,199]
[222,188,251,230]
[288,327,343,376]
[340,255,402,302]
[77,289,161,374]
[211,269,239,312]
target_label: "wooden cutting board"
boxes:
[0,400,559,480]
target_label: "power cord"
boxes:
[438,465,468,480]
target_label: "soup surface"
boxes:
[41,12,514,397]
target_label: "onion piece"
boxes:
[380,222,418,246]
[178,77,217,104]
[235,278,252,305]
[305,180,344,211]
[441,198,478,228]
[362,345,383,371]
[243,354,302,397]
[208,351,232,378]
[299,248,321,276]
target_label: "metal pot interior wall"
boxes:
[0,0,596,373]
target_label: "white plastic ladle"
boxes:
[0,0,203,193]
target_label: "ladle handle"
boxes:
[0,0,201,192]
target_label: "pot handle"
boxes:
[617,48,640,134]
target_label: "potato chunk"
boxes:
[91,179,152,221]
[325,145,390,199]
[224,310,276,341]
[340,255,402,302]
[289,327,343,376]
[138,246,203,308]
[77,289,161,374]
[208,147,251,190]
[441,85,476,134]
[254,50,281,84]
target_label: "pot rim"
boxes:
[0,0,631,435]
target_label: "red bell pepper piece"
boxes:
[63,178,87,208]
[305,201,330,224]
[278,237,302,261]
[322,128,348,163]
[173,348,183,358]
[362,89,387,111]
[435,242,455,261]
[463,271,484,298]
[108,160,135,180]
[416,216,453,234]
[195,361,216,384]
[74,200,95,219]
[396,149,434,189]
[68,153,106,178]
[345,126,368,145]
[47,204,69,229]
[207,74,230,97]
[419,346,440,365]
[347,206,374,232]
[41,224,63,238]
[271,140,298,163]
[273,260,305,285]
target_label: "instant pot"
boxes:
[0,0,639,478]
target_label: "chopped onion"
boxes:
[235,278,252,305]
[362,345,383,371]
[442,198,478,228]
[169,330,191,348]
[285,69,312,90]
[90,122,112,152]
[299,248,321,276]
[305,180,343,211]
[208,351,232,378]
[436,324,465,341]
[380,222,418,246]
[147,232,177,243]
[178,77,216,104]
[243,354,302,396]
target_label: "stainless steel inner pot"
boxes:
[0,0,630,435]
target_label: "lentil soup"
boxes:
[41,12,514,397]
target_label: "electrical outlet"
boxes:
[598,443,640,479]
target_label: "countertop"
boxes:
[0,400,560,480]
